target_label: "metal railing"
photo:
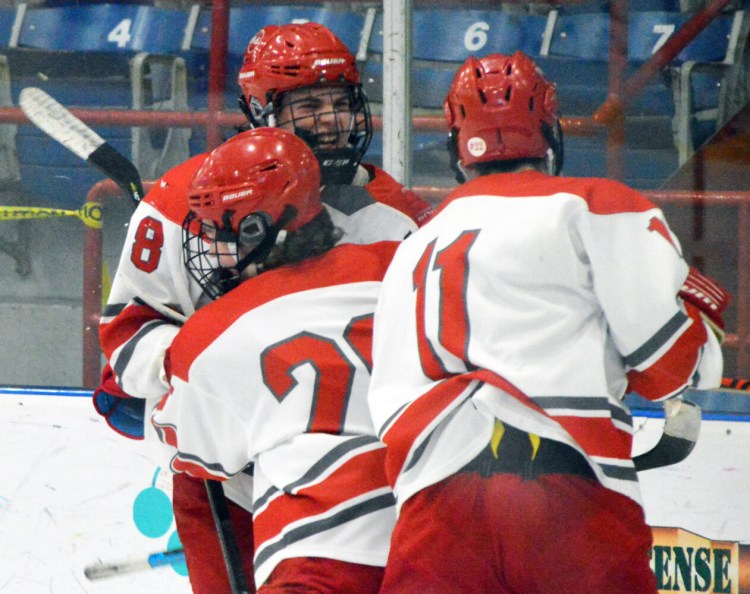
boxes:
[80,182,750,387]
[0,0,743,385]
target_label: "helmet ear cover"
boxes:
[541,119,564,176]
[221,206,298,273]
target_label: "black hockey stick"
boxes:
[633,397,701,472]
[17,87,250,588]
[18,87,144,206]
[205,479,252,594]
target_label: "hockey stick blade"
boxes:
[633,398,701,472]
[84,547,185,580]
[633,434,697,472]
[18,87,144,205]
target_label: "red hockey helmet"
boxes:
[238,22,361,110]
[183,127,322,298]
[237,22,372,185]
[444,51,562,175]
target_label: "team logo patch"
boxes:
[467,137,487,157]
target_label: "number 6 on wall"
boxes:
[464,21,490,52]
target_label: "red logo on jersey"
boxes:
[648,217,679,253]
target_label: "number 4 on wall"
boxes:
[108,18,133,49]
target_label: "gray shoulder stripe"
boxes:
[254,485,280,513]
[102,303,126,317]
[533,396,611,410]
[132,297,185,317]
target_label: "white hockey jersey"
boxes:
[152,241,399,585]
[368,171,723,508]
[96,157,430,437]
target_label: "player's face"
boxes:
[201,220,239,270]
[276,86,354,148]
[201,219,260,280]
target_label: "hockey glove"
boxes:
[679,266,730,343]
[93,388,146,439]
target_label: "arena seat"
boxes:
[185,4,365,109]
[670,9,748,164]
[1,3,192,208]
[537,7,745,186]
[364,8,548,106]
[362,8,549,175]
[183,4,367,154]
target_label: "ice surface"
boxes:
[1,392,748,593]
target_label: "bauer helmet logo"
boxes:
[467,137,487,157]
[222,188,254,203]
[313,58,346,68]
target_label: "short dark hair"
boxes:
[263,208,343,270]
[474,158,547,176]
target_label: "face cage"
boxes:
[182,211,242,301]
[275,84,372,185]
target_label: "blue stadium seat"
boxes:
[365,9,549,107]
[18,4,188,53]
[0,8,14,46]
[3,4,191,208]
[411,9,547,61]
[188,5,364,58]
[185,5,366,113]
[547,6,743,184]
[627,11,734,64]
[544,11,671,117]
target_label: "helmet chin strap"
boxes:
[294,126,358,185]
[456,161,472,183]
[545,148,557,176]
[235,205,297,276]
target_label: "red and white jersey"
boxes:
[368,171,723,508]
[152,241,398,584]
[98,155,207,404]
[96,160,432,436]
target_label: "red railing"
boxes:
[81,183,750,387]
[0,0,742,386]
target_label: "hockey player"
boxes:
[368,51,728,594]
[152,126,397,592]
[94,22,431,593]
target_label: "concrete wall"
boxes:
[0,194,132,387]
